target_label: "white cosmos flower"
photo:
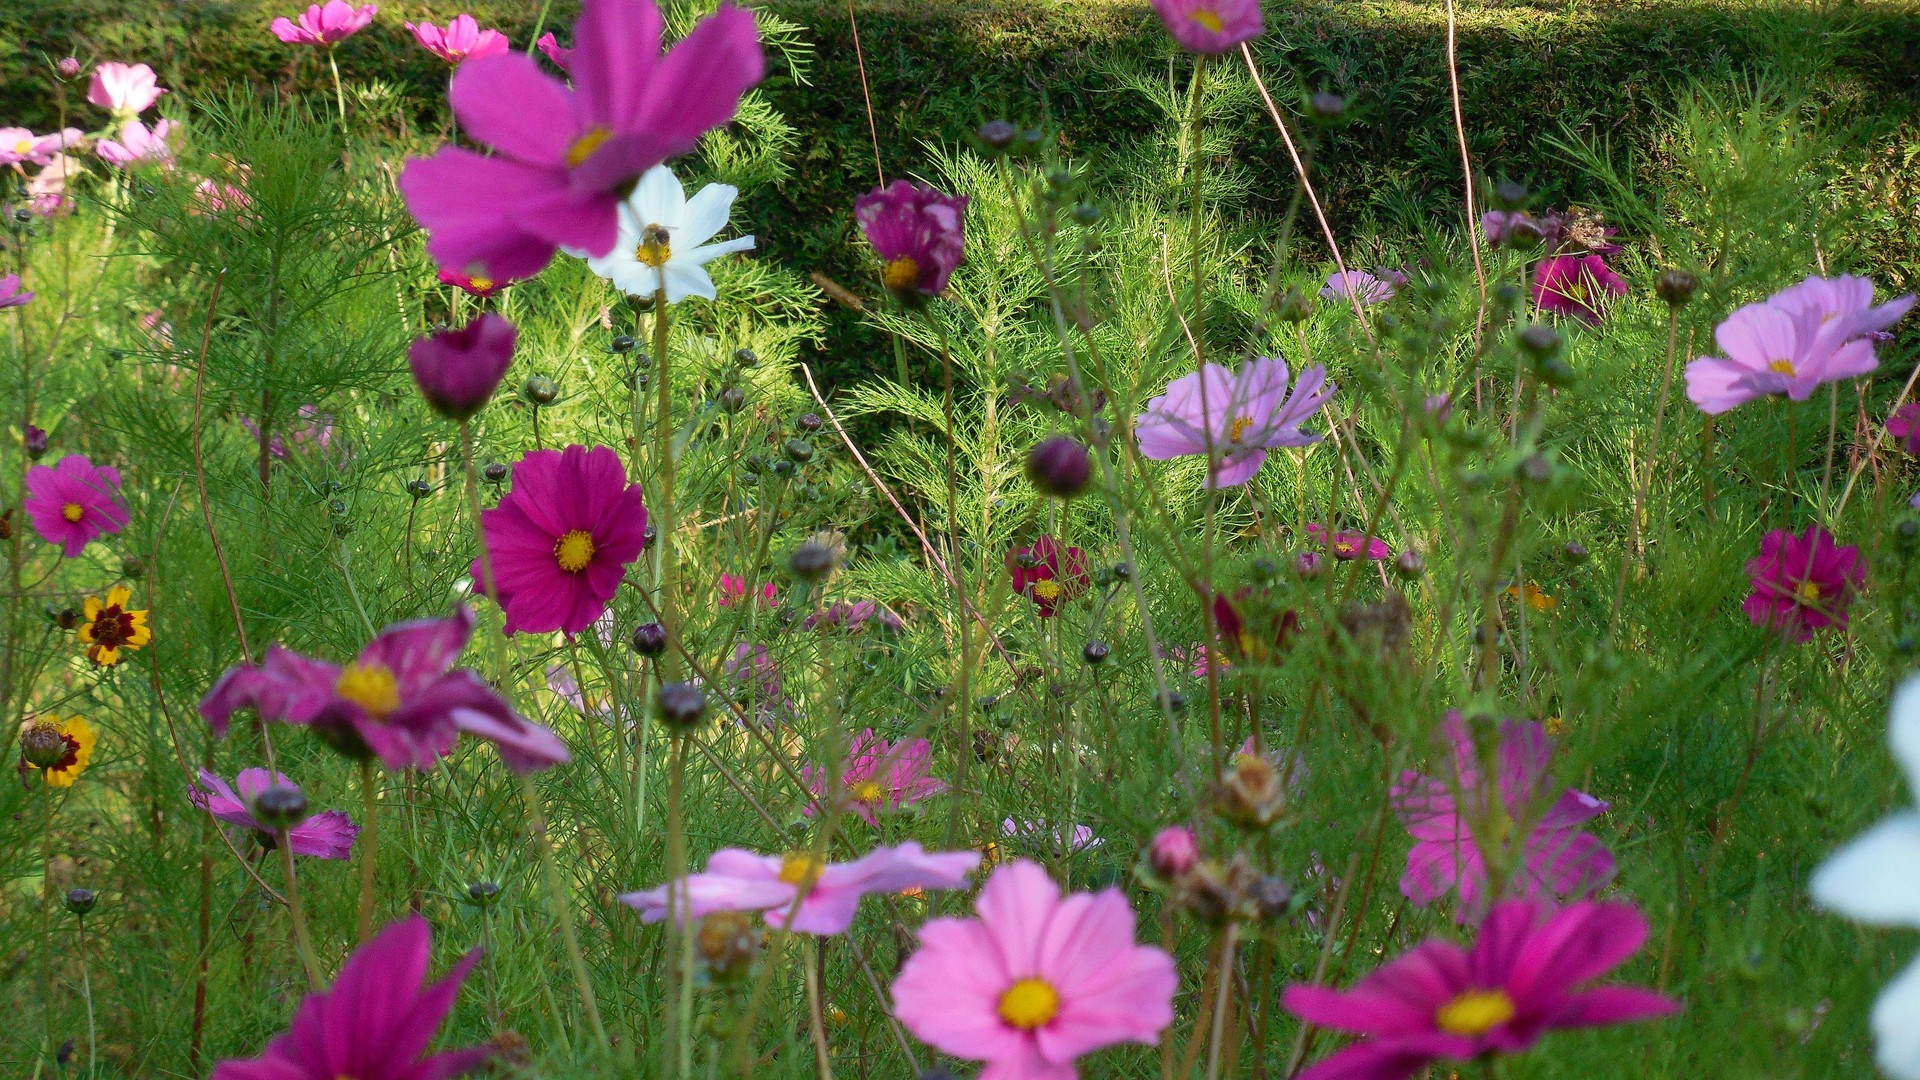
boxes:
[1810,674,1920,1080]
[577,164,754,304]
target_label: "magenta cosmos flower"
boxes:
[1743,523,1864,643]
[854,180,968,300]
[409,312,517,420]
[621,841,979,935]
[1888,402,1920,456]
[717,572,776,607]
[436,267,514,298]
[1283,899,1676,1080]
[398,0,764,282]
[0,274,34,307]
[270,1,378,45]
[1686,275,1915,415]
[406,15,511,64]
[1008,535,1089,619]
[1306,522,1392,561]
[87,62,167,116]
[0,128,84,168]
[210,914,490,1080]
[24,454,128,557]
[801,729,946,824]
[1532,254,1626,324]
[191,768,359,859]
[472,444,649,636]
[892,859,1177,1080]
[199,605,570,774]
[537,33,574,72]
[1136,357,1333,488]
[1322,268,1406,306]
[1149,0,1262,53]
[1392,713,1613,921]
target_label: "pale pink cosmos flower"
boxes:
[87,62,167,116]
[95,119,177,167]
[26,155,86,217]
[1686,274,1915,414]
[620,841,978,935]
[0,128,85,167]
[1321,268,1405,306]
[1003,818,1102,855]
[892,859,1178,1080]
[270,2,379,45]
[801,729,946,824]
[1135,357,1334,488]
[405,15,512,64]
[398,0,764,282]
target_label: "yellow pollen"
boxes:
[334,662,401,719]
[849,780,885,803]
[883,256,921,292]
[1228,416,1256,444]
[1189,8,1225,32]
[1798,580,1822,603]
[1030,579,1063,602]
[565,125,614,168]
[998,978,1061,1030]
[778,853,824,888]
[635,224,672,268]
[1435,989,1516,1036]
[15,140,33,155]
[1768,359,1796,375]
[468,275,493,291]
[554,529,596,573]
[61,503,85,523]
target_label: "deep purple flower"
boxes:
[1743,524,1864,642]
[210,915,491,1080]
[1686,275,1914,415]
[0,274,35,308]
[398,0,764,283]
[1321,268,1405,306]
[199,605,570,774]
[406,15,511,64]
[1148,0,1262,53]
[1532,254,1627,324]
[1135,357,1334,488]
[854,180,968,300]
[1890,403,1920,456]
[472,445,649,635]
[1006,535,1089,619]
[191,768,359,859]
[23,423,48,458]
[24,454,128,557]
[1392,713,1614,921]
[409,312,517,420]
[269,1,378,45]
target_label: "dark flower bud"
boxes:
[327,499,348,517]
[631,622,667,658]
[1492,282,1523,307]
[1070,202,1100,225]
[783,438,814,463]
[121,555,147,580]
[1045,168,1074,191]
[23,424,48,460]
[1517,323,1560,358]
[523,376,559,406]
[1082,640,1110,665]
[770,459,796,478]
[252,783,310,831]
[53,607,81,630]
[1491,181,1528,210]
[407,479,433,500]
[1563,541,1590,563]
[1019,128,1047,153]
[642,523,658,549]
[1252,874,1294,920]
[609,334,638,354]
[466,880,501,907]
[1160,690,1187,713]
[719,387,747,413]
[1517,454,1554,485]
[730,347,759,369]
[1307,92,1346,120]
[978,120,1018,151]
[65,888,96,915]
[1026,436,1092,498]
[409,313,517,421]
[796,412,823,432]
[1655,269,1697,307]
[657,681,707,728]
[56,57,82,78]
[1393,549,1425,579]
[1112,561,1133,580]
[977,693,1000,713]
[1537,355,1576,389]
[789,541,839,583]
[483,462,509,484]
[20,721,69,768]
[57,1039,74,1066]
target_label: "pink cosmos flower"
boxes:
[210,915,490,1080]
[24,454,128,557]
[1392,713,1614,921]
[1321,268,1406,306]
[536,32,574,72]
[198,605,570,774]
[1149,0,1263,53]
[95,118,176,166]
[1283,899,1676,1080]
[241,405,335,461]
[1210,589,1299,664]
[0,274,33,307]
[717,572,776,607]
[1003,818,1103,854]
[1685,275,1915,415]
[270,2,378,45]
[724,641,789,724]
[801,729,947,824]
[1007,535,1089,619]
[437,267,512,297]
[398,0,764,282]
[472,444,649,635]
[405,15,511,64]
[621,841,979,934]
[1148,825,1199,877]
[892,859,1177,1080]
[0,127,85,167]
[25,155,85,218]
[1532,254,1627,324]
[409,312,517,420]
[1888,402,1920,456]
[87,63,167,115]
[1742,523,1864,643]
[1135,357,1334,488]
[194,177,252,213]
[855,180,969,300]
[1165,641,1231,677]
[1306,522,1392,561]
[190,768,359,859]
[803,599,906,632]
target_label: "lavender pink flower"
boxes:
[801,729,946,824]
[0,274,34,308]
[409,312,517,420]
[94,119,176,167]
[191,768,359,859]
[0,128,84,167]
[1321,268,1406,306]
[24,454,128,557]
[891,859,1177,1080]
[621,841,979,934]
[854,180,968,299]
[1888,402,1920,456]
[1392,713,1614,920]
[724,641,789,724]
[405,15,511,64]
[270,1,378,45]
[1135,357,1334,488]
[399,0,764,282]
[803,599,905,632]
[1743,523,1864,643]
[1148,0,1263,53]
[198,605,570,774]
[1686,274,1915,414]
[209,915,490,1080]
[472,445,649,635]
[1007,535,1089,619]
[1282,899,1677,1080]
[87,63,167,115]
[1532,254,1627,324]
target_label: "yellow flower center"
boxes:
[468,275,493,292]
[1228,416,1255,444]
[1798,580,1821,603]
[565,125,614,168]
[636,224,672,268]
[849,780,885,803]
[1434,989,1516,1036]
[15,139,33,155]
[883,256,922,292]
[1189,8,1225,32]
[997,978,1061,1030]
[334,661,401,719]
[1030,579,1063,602]
[61,503,85,523]
[1333,540,1357,556]
[554,529,596,573]
[778,853,824,888]
[1769,358,1796,375]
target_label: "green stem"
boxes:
[276,829,327,990]
[76,916,95,1080]
[521,771,610,1050]
[327,48,346,123]
[650,289,679,681]
[805,937,836,1080]
[357,759,379,942]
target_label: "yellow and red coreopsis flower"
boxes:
[18,715,96,787]
[78,584,150,666]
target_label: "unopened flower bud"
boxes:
[1655,269,1697,307]
[1026,435,1092,498]
[1019,128,1047,153]
[783,438,814,463]
[657,682,707,728]
[20,720,69,768]
[796,412,823,432]
[1216,753,1286,829]
[1295,550,1326,579]
[733,347,758,368]
[1148,825,1198,879]
[1082,640,1110,665]
[1307,92,1346,120]
[631,622,667,658]
[251,783,310,831]
[1563,541,1589,563]
[56,58,82,78]
[522,376,558,406]
[719,387,746,413]
[642,523,658,549]
[121,555,147,580]
[24,424,48,460]
[1159,690,1187,713]
[1252,874,1294,920]
[789,541,839,583]
[483,462,509,484]
[1393,549,1425,579]
[1070,202,1100,225]
[53,607,81,630]
[977,120,1018,151]
[467,881,501,906]
[1491,180,1528,210]
[609,334,638,354]
[1518,454,1554,485]
[65,887,95,915]
[407,479,433,500]
[1516,323,1560,358]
